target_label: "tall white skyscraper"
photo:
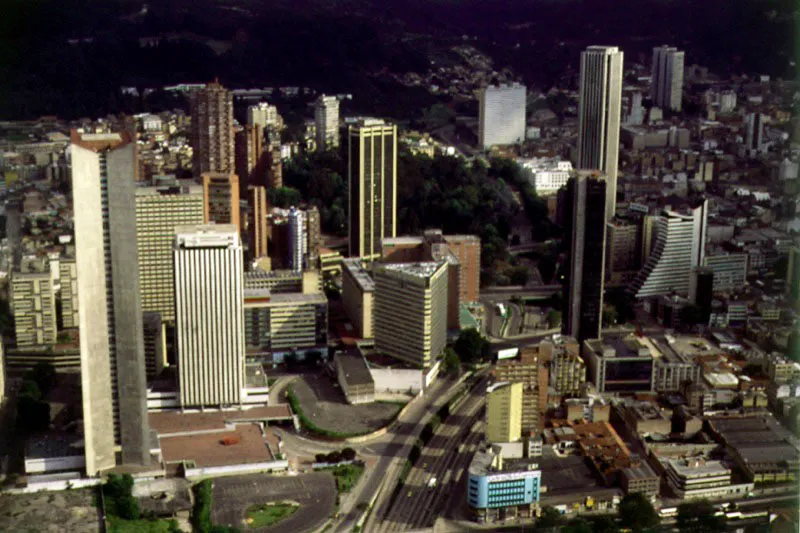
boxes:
[288,207,306,271]
[629,199,708,299]
[577,46,623,221]
[247,102,282,129]
[70,131,150,474]
[651,46,685,112]
[478,83,526,149]
[174,225,244,408]
[315,95,340,151]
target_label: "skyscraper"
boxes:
[315,95,340,151]
[135,182,205,323]
[495,347,547,434]
[249,185,269,259]
[562,173,607,344]
[191,81,235,177]
[306,205,322,269]
[70,131,150,473]
[485,382,523,444]
[348,119,397,259]
[247,102,282,130]
[288,207,306,271]
[651,46,685,112]
[745,113,766,155]
[174,225,244,408]
[478,83,526,149]
[234,124,264,189]
[577,46,623,221]
[202,172,241,232]
[629,200,708,299]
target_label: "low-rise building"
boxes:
[540,335,585,396]
[620,463,660,497]
[335,353,375,404]
[341,259,375,339]
[583,336,656,393]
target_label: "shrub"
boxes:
[191,480,213,533]
[341,448,357,461]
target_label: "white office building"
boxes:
[247,102,281,129]
[314,95,340,151]
[651,46,685,112]
[478,83,526,149]
[517,158,573,194]
[629,200,708,299]
[174,225,245,408]
[288,207,306,272]
[577,46,623,221]
[703,253,748,293]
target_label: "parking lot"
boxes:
[212,472,336,532]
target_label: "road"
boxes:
[377,377,489,532]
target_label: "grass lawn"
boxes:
[245,503,298,529]
[108,516,178,533]
[326,464,365,493]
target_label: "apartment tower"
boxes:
[315,95,340,151]
[651,46,685,112]
[70,130,150,473]
[202,172,241,232]
[485,382,523,444]
[249,185,269,259]
[174,225,244,408]
[577,46,623,221]
[478,83,526,149]
[348,120,397,259]
[191,81,235,177]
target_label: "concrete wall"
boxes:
[24,456,85,474]
[370,368,423,394]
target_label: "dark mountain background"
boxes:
[0,0,795,120]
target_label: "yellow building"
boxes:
[342,259,374,339]
[486,382,523,443]
[11,270,57,347]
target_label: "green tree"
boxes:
[341,447,357,461]
[192,479,213,533]
[591,515,620,533]
[546,309,562,328]
[267,186,302,208]
[442,348,461,376]
[453,328,490,364]
[618,493,659,532]
[562,517,592,533]
[536,505,563,529]
[103,473,139,520]
[677,500,726,532]
[25,362,57,395]
[507,265,530,286]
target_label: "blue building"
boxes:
[467,444,542,522]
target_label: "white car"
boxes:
[427,477,437,489]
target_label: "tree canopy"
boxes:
[677,500,726,532]
[618,493,659,532]
[453,328,490,364]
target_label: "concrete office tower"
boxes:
[703,253,748,293]
[315,95,340,151]
[373,262,448,368]
[651,46,685,112]
[70,130,150,473]
[341,259,375,338]
[348,120,397,259]
[629,199,708,299]
[191,81,235,177]
[486,382,523,444]
[745,113,766,155]
[540,335,585,396]
[136,182,205,323]
[11,271,57,346]
[495,347,547,434]
[235,124,264,188]
[174,225,244,408]
[562,174,607,344]
[306,206,322,269]
[577,46,623,221]
[288,207,306,272]
[605,218,642,287]
[202,172,241,232]
[59,257,79,329]
[478,83,526,149]
[247,102,282,130]
[249,186,269,259]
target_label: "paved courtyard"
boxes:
[292,373,403,435]
[0,488,102,533]
[212,472,336,532]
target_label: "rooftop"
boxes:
[376,261,444,280]
[149,405,292,436]
[335,353,374,387]
[342,258,375,292]
[159,424,272,467]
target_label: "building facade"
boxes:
[249,185,269,259]
[136,182,205,323]
[651,45,685,112]
[315,95,340,151]
[495,348,547,433]
[11,271,57,347]
[191,81,235,177]
[703,253,748,293]
[486,382,523,443]
[341,259,375,339]
[468,444,541,523]
[577,46,623,221]
[348,120,397,259]
[202,172,241,232]
[174,225,244,408]
[288,207,306,272]
[583,337,655,393]
[70,131,151,473]
[540,335,585,396]
[58,258,79,329]
[478,83,526,149]
[373,262,448,367]
[243,290,328,358]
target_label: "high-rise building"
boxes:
[629,200,708,299]
[249,186,269,259]
[495,347,546,434]
[288,207,306,272]
[243,290,328,358]
[306,206,322,269]
[605,218,643,287]
[540,335,585,396]
[135,182,205,323]
[788,247,800,303]
[373,262,448,368]
[58,257,79,329]
[247,102,282,130]
[689,267,714,318]
[202,172,241,232]
[348,119,397,259]
[703,253,748,293]
[70,130,150,473]
[745,113,766,155]
[142,312,166,381]
[341,259,375,338]
[486,382,523,443]
[235,124,264,189]
[315,95,340,151]
[577,46,623,221]
[174,225,244,408]
[583,337,655,393]
[266,147,283,189]
[651,46,685,112]
[11,271,57,347]
[478,83,526,149]
[191,81,235,177]
[562,174,607,344]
